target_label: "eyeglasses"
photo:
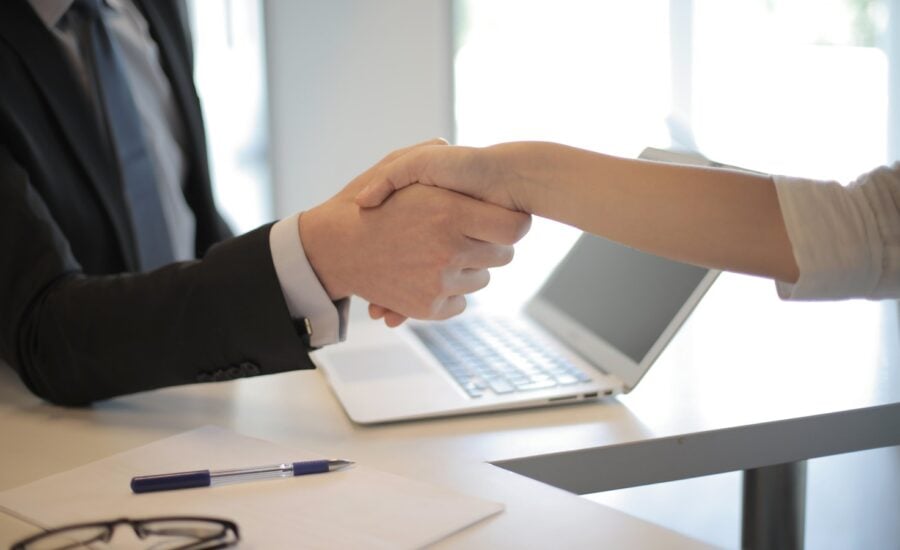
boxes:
[10,516,240,549]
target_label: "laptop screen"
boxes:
[535,233,710,364]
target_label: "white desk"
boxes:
[0,364,707,547]
[0,273,896,548]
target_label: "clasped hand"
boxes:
[300,140,530,327]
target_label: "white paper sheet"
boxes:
[0,426,503,549]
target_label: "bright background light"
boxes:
[454,0,891,310]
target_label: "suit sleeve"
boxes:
[0,145,315,406]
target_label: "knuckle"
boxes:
[424,273,448,301]
[420,305,437,320]
[475,270,491,291]
[411,299,435,320]
[432,297,451,319]
[430,206,455,228]
[486,211,531,245]
[503,213,532,244]
[436,296,466,320]
[450,296,468,317]
[432,242,463,268]
[497,246,515,267]
[428,248,452,269]
[516,213,533,238]
[382,147,407,164]
[430,278,446,300]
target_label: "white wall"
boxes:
[264,0,454,216]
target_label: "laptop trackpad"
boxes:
[328,345,433,384]
[321,343,465,423]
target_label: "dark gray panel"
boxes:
[537,234,709,363]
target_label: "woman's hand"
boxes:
[355,142,525,211]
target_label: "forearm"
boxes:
[7,226,314,405]
[489,142,799,283]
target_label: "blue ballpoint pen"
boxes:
[130,459,354,494]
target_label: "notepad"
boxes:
[0,426,503,549]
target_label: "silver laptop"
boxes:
[313,148,721,424]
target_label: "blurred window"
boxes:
[188,0,271,234]
[454,0,892,306]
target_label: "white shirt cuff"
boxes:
[269,213,349,347]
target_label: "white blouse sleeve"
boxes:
[773,162,900,300]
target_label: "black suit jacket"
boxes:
[0,0,314,405]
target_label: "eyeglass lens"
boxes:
[12,518,238,550]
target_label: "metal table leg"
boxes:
[742,461,807,550]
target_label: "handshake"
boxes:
[300,135,803,329]
[299,139,533,328]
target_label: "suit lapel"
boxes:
[0,0,139,269]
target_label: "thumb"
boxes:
[356,145,436,207]
[355,174,400,208]
[355,156,421,208]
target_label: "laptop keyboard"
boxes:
[410,317,592,398]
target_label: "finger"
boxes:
[369,303,387,319]
[382,310,408,327]
[454,195,533,245]
[431,295,468,321]
[370,303,407,327]
[342,139,448,197]
[354,180,395,208]
[442,268,491,296]
[355,148,429,208]
[457,268,492,294]
[356,140,449,206]
[397,137,448,155]
[457,242,515,270]
[357,141,458,207]
[381,137,448,164]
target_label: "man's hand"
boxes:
[299,144,531,326]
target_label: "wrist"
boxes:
[297,206,351,301]
[484,142,543,213]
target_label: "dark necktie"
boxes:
[74,0,175,271]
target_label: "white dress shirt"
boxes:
[774,162,900,300]
[30,0,345,347]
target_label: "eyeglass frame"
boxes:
[10,515,240,550]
